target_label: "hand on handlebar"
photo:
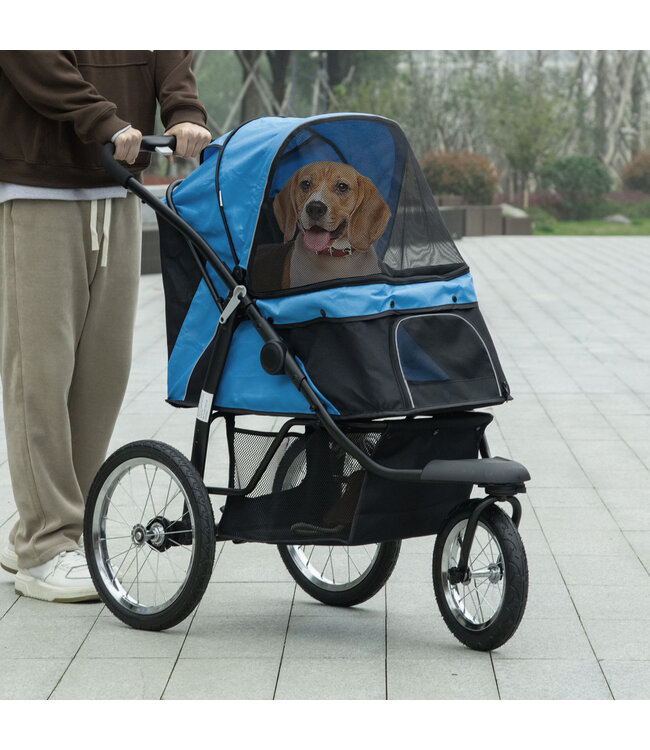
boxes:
[113,127,143,164]
[164,122,212,160]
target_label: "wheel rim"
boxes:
[90,458,197,615]
[285,544,381,591]
[441,519,506,630]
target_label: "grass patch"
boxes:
[532,217,650,235]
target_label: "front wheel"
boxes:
[433,503,528,651]
[84,440,216,631]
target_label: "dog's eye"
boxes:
[300,180,312,192]
[335,182,349,194]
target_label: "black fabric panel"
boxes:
[281,306,508,417]
[282,318,407,416]
[158,214,204,358]
[349,412,492,544]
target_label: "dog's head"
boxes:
[273,161,391,254]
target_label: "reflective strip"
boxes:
[197,390,213,422]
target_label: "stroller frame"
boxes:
[84,134,530,651]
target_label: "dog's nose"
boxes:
[306,201,327,221]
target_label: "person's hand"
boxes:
[164,122,211,160]
[113,127,143,164]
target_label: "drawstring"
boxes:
[90,200,99,252]
[90,198,111,267]
[101,199,111,267]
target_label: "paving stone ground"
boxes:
[1,235,649,699]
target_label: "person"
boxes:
[0,51,211,602]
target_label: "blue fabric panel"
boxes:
[213,322,338,415]
[256,274,477,325]
[397,326,449,382]
[167,279,220,402]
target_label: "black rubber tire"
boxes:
[278,539,401,607]
[274,437,400,606]
[433,503,528,651]
[84,440,215,631]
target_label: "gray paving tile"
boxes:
[567,583,650,620]
[0,579,18,618]
[212,542,295,583]
[77,615,189,658]
[543,528,634,557]
[623,531,650,567]
[180,615,288,660]
[490,617,594,661]
[493,659,612,700]
[387,654,498,700]
[582,619,650,660]
[163,657,279,699]
[600,661,650,699]
[0,658,69,699]
[555,554,649,586]
[0,615,97,659]
[283,609,385,660]
[276,657,386,700]
[524,584,576,619]
[196,581,295,618]
[51,657,175,700]
[527,487,604,509]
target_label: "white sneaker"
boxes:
[0,542,18,574]
[15,549,99,603]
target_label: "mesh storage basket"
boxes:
[217,411,493,545]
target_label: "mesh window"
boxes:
[249,117,466,295]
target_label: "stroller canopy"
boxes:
[158,113,510,418]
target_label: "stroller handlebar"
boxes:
[101,135,178,189]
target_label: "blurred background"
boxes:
[144,50,650,239]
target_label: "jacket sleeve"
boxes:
[0,51,129,144]
[153,51,208,130]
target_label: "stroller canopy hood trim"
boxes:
[168,113,407,273]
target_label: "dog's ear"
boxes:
[273,176,298,243]
[348,176,391,251]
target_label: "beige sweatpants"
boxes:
[0,196,141,569]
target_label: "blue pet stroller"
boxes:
[84,114,530,651]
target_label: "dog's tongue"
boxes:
[304,228,331,253]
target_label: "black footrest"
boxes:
[421,457,530,486]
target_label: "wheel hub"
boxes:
[131,523,148,547]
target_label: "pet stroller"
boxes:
[84,114,530,651]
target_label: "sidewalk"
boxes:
[1,235,649,699]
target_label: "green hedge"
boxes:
[420,150,499,205]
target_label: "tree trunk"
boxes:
[238,50,264,122]
[267,51,291,115]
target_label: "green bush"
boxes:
[420,151,499,205]
[621,152,650,194]
[539,156,613,220]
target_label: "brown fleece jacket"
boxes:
[0,50,208,188]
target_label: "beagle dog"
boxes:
[272,161,391,289]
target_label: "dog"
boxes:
[269,161,391,289]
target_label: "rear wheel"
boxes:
[433,504,528,651]
[278,541,401,606]
[84,440,215,631]
[275,437,400,606]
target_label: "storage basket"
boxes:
[217,411,492,545]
